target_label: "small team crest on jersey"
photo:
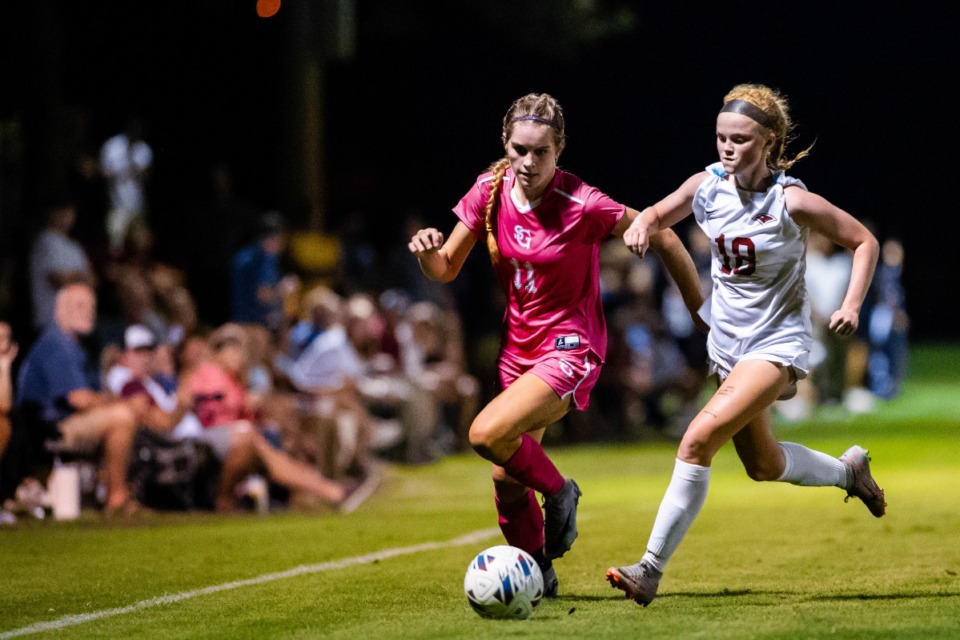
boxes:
[514,225,533,249]
[555,335,581,351]
[751,212,777,224]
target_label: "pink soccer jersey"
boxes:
[454,167,625,362]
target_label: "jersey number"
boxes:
[715,234,756,276]
[510,258,538,293]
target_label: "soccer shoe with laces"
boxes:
[541,564,559,599]
[606,561,661,607]
[839,445,886,518]
[542,478,582,560]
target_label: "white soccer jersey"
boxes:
[692,162,812,379]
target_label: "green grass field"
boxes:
[2,345,959,639]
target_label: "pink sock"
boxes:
[501,434,564,496]
[495,489,544,555]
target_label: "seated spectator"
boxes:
[283,286,364,388]
[609,262,701,436]
[112,268,170,342]
[272,288,381,479]
[376,288,411,364]
[176,331,215,376]
[14,284,139,515]
[160,285,200,347]
[343,292,442,464]
[398,301,480,453]
[182,323,366,512]
[106,324,202,440]
[0,322,18,523]
[106,325,216,510]
[240,323,276,407]
[140,261,199,346]
[101,221,198,348]
[0,322,15,457]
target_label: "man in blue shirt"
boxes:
[231,211,297,328]
[16,283,140,515]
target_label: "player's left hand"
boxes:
[623,218,651,259]
[828,308,859,337]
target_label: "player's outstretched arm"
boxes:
[787,187,879,337]
[649,229,709,333]
[409,221,477,283]
[619,172,708,258]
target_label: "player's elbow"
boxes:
[649,228,681,253]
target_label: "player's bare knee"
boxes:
[677,437,714,466]
[468,417,503,458]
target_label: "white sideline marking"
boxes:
[0,527,500,638]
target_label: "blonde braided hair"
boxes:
[483,158,511,266]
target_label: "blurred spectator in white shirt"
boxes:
[100,117,153,253]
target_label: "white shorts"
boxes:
[707,345,809,401]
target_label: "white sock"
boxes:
[777,442,849,488]
[641,459,711,574]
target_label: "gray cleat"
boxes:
[543,478,582,560]
[606,561,661,607]
[840,445,886,518]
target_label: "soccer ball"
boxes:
[463,545,544,620]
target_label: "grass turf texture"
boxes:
[1,344,958,639]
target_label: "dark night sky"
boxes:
[1,1,958,340]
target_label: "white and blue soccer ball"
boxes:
[463,545,544,620]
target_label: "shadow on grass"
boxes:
[566,589,776,603]
[584,589,960,604]
[808,592,960,601]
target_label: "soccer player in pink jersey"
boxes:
[408,93,706,597]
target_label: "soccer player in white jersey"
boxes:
[408,93,706,597]
[606,83,885,607]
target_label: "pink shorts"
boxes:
[498,348,603,411]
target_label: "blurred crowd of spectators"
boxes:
[0,120,909,523]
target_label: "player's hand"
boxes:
[408,228,445,256]
[623,218,651,259]
[828,308,859,337]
